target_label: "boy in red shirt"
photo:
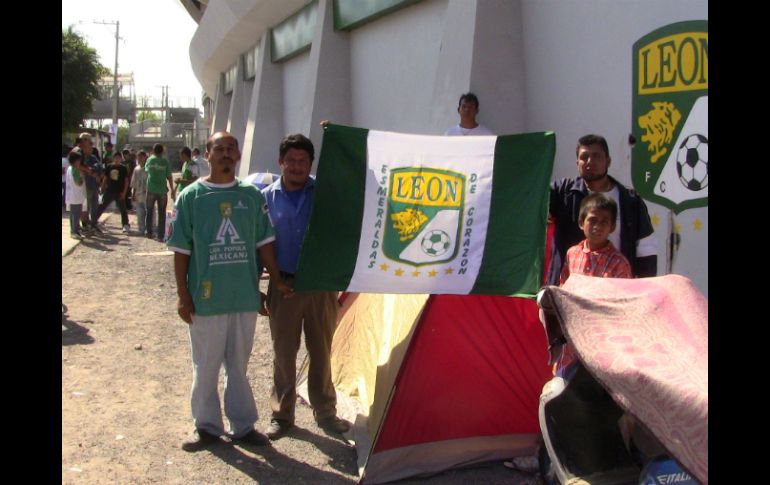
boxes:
[555,192,632,375]
[559,192,632,285]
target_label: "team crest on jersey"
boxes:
[632,20,708,214]
[219,202,233,218]
[383,168,465,266]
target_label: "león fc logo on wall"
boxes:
[383,168,465,266]
[632,20,708,214]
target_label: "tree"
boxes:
[62,27,109,133]
[116,123,129,150]
[137,110,162,123]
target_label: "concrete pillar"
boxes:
[469,0,527,134]
[211,73,232,134]
[427,0,477,135]
[428,0,527,136]
[239,33,285,178]
[226,55,253,158]
[301,0,352,156]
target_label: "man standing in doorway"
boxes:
[548,134,658,285]
[261,133,350,440]
[444,92,494,136]
[145,143,175,241]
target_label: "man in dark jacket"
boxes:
[548,134,657,285]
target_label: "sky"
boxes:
[62,0,203,111]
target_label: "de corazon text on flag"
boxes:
[293,123,555,297]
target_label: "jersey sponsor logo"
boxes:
[632,21,708,214]
[209,201,248,265]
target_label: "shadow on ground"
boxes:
[208,433,358,484]
[62,304,95,346]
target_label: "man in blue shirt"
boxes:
[77,133,104,235]
[261,133,350,440]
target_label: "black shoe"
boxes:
[317,416,350,435]
[265,419,294,440]
[91,225,104,234]
[235,429,272,446]
[146,233,154,239]
[181,429,220,452]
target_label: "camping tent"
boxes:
[319,292,554,483]
[297,224,556,483]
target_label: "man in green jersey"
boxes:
[168,131,292,452]
[175,146,199,192]
[145,143,176,241]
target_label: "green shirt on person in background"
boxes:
[166,179,276,316]
[145,155,172,195]
[177,159,199,191]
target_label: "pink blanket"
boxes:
[545,274,708,484]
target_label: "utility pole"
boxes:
[95,20,120,140]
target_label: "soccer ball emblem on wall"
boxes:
[676,134,708,191]
[421,230,451,257]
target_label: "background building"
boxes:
[181,0,708,294]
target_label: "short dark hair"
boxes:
[137,150,148,158]
[122,149,130,157]
[579,192,618,226]
[68,149,82,165]
[105,142,113,148]
[279,133,314,161]
[192,147,200,155]
[152,143,164,155]
[577,134,610,158]
[458,92,479,109]
[180,146,192,158]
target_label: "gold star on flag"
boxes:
[412,270,421,277]
[674,223,682,233]
[380,263,389,271]
[651,213,660,226]
[428,270,438,277]
[444,268,454,275]
[395,268,405,277]
[693,219,703,231]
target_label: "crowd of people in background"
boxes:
[62,132,206,241]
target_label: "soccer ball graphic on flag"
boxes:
[676,134,708,191]
[421,230,451,257]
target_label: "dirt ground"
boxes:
[61,210,535,485]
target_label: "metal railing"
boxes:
[128,122,209,149]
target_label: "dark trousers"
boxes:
[85,187,100,227]
[267,279,339,423]
[95,192,129,227]
[145,192,168,239]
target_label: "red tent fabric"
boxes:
[376,295,550,452]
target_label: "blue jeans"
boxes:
[69,204,83,235]
[85,187,100,227]
[135,201,147,234]
[145,192,168,239]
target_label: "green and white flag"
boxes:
[293,124,555,297]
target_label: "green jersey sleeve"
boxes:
[167,191,193,253]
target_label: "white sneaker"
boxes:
[122,225,130,233]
